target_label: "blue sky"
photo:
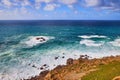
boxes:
[0,0,120,20]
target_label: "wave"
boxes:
[20,36,55,47]
[78,35,107,39]
[80,39,104,47]
[109,38,120,47]
[1,39,120,80]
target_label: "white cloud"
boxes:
[44,4,55,11]
[35,3,41,10]
[35,0,53,10]
[0,10,3,13]
[35,0,53,3]
[100,6,114,10]
[20,7,28,14]
[44,4,59,11]
[21,0,31,7]
[68,5,74,9]
[109,8,120,12]
[59,0,77,5]
[0,9,34,20]
[43,0,53,3]
[2,0,12,7]
[74,10,78,14]
[84,0,100,7]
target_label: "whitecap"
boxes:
[78,35,107,39]
[80,39,104,47]
[1,42,120,80]
[109,39,120,47]
[20,36,55,47]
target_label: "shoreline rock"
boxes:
[25,55,120,80]
[25,70,49,80]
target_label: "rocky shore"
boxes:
[25,55,120,80]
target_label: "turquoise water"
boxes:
[0,21,120,80]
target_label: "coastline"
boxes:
[25,55,120,80]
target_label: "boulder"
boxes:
[67,58,73,65]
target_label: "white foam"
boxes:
[1,45,120,80]
[80,39,104,47]
[20,36,55,47]
[78,35,107,39]
[1,35,120,80]
[110,39,120,47]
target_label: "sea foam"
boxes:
[78,35,107,39]
[80,39,104,47]
[20,36,55,47]
[1,35,120,80]
[110,38,120,47]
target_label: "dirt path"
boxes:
[113,76,120,80]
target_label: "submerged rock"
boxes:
[40,67,44,70]
[62,56,65,58]
[55,56,59,60]
[32,65,37,68]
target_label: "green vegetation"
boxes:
[82,61,120,80]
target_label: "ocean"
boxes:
[0,20,120,80]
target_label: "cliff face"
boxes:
[27,55,120,80]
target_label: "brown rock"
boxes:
[113,76,120,80]
[54,65,63,70]
[40,70,49,77]
[36,38,40,40]
[67,58,73,65]
[80,55,85,58]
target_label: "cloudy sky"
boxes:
[0,0,120,20]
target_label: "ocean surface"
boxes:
[0,20,120,80]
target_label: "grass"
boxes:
[82,61,120,80]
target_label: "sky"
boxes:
[0,0,120,20]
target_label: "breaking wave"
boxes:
[20,36,55,48]
[1,35,120,80]
[80,39,104,47]
[78,35,107,39]
[109,38,120,47]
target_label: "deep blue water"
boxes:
[0,20,120,80]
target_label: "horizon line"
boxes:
[0,19,120,21]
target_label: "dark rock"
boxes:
[40,67,44,70]
[39,70,49,77]
[43,64,47,66]
[24,70,49,80]
[79,55,89,60]
[67,58,73,65]
[79,55,89,63]
[36,37,40,40]
[28,63,31,66]
[41,37,45,41]
[55,56,59,60]
[80,55,85,58]
[62,56,65,58]
[32,65,37,68]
